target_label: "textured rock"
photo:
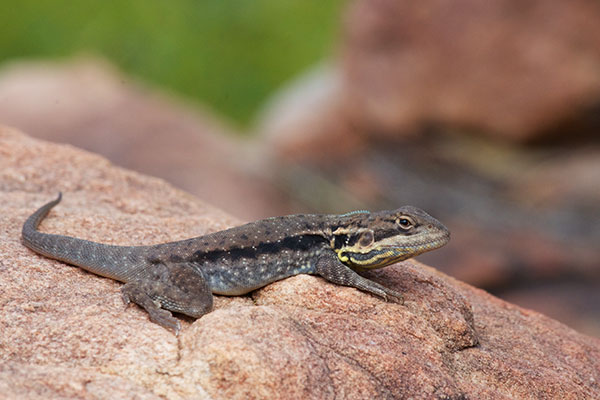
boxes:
[342,0,600,141]
[2,126,600,399]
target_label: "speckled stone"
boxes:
[2,126,600,399]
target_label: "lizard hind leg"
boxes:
[121,262,213,334]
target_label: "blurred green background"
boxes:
[0,0,346,127]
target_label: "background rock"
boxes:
[2,126,600,398]
[342,0,600,142]
[0,58,296,221]
[256,63,363,163]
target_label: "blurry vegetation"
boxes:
[0,0,346,127]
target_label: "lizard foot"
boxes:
[147,308,181,335]
[381,288,404,305]
[121,282,182,334]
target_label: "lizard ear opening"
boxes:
[358,230,374,247]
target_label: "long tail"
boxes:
[22,193,63,237]
[22,193,142,282]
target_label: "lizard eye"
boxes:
[358,230,374,247]
[397,217,414,230]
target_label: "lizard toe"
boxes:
[148,308,181,334]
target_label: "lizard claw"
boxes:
[121,291,132,307]
[383,289,405,305]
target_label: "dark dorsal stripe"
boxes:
[192,234,327,264]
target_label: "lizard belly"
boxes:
[205,260,316,296]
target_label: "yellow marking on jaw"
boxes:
[335,247,349,263]
[336,241,402,267]
[334,229,428,267]
[349,250,399,266]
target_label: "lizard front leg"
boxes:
[315,254,404,304]
[121,262,213,334]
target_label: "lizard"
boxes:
[22,193,450,334]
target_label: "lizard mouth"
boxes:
[380,229,450,252]
[344,230,450,269]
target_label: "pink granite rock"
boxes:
[2,126,599,398]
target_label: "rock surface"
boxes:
[342,0,600,142]
[2,126,600,398]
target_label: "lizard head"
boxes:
[331,206,450,270]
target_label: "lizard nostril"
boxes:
[428,224,433,229]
